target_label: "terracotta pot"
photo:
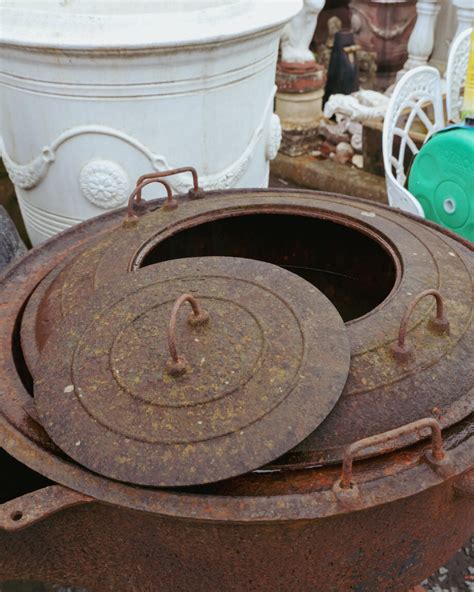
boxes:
[350,0,417,89]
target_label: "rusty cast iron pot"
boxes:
[20,178,474,465]
[1,187,473,592]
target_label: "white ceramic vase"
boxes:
[0,0,301,244]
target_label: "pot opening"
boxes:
[138,213,398,322]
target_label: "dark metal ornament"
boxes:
[323,30,360,105]
[34,257,350,487]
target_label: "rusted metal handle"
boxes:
[124,167,203,225]
[337,418,446,490]
[125,177,176,224]
[391,289,450,362]
[166,293,209,377]
[135,167,203,200]
[0,485,92,532]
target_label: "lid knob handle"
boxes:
[166,293,209,377]
[125,177,175,225]
[391,289,450,362]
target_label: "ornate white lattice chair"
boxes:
[382,66,445,216]
[446,27,472,123]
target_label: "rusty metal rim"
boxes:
[129,203,404,328]
[266,386,474,470]
[1,410,472,523]
[20,226,118,373]
[207,188,473,252]
[24,193,472,377]
[21,258,74,373]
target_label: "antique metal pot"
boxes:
[1,182,473,591]
[19,171,474,461]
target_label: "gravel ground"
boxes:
[420,536,474,592]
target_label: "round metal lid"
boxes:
[34,257,350,487]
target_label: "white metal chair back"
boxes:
[446,27,472,123]
[382,66,445,216]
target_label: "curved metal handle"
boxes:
[391,289,450,362]
[0,485,92,532]
[125,177,176,224]
[166,293,209,377]
[336,417,446,491]
[136,166,203,200]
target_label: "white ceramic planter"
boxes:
[0,0,301,245]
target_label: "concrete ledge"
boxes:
[271,153,388,205]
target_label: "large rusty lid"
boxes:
[34,257,350,487]
[22,187,474,467]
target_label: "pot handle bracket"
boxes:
[124,166,204,225]
[0,485,93,532]
[332,417,453,506]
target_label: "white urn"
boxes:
[0,0,300,244]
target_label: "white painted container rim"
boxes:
[0,0,302,50]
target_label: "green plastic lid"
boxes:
[408,126,474,241]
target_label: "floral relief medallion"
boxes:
[79,160,130,209]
